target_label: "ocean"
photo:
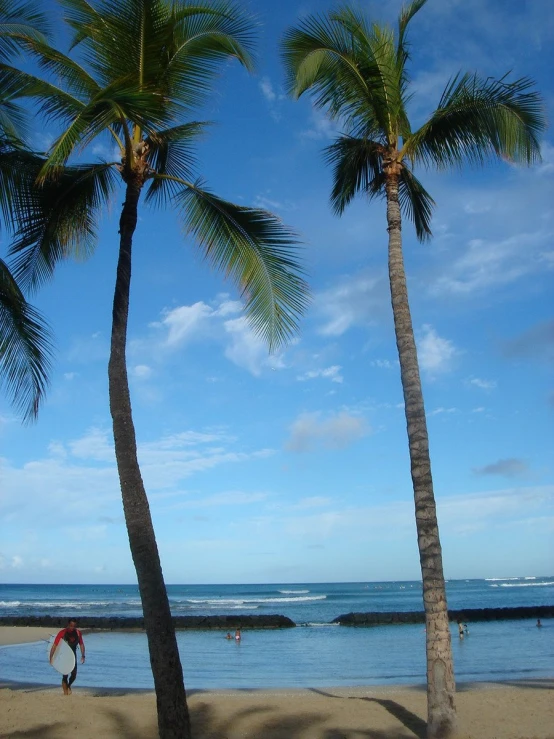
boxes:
[1,578,552,690]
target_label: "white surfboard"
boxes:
[48,638,76,675]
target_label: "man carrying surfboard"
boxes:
[50,619,86,694]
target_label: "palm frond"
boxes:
[281,9,404,141]
[174,179,309,350]
[398,166,434,241]
[397,0,427,66]
[144,121,210,205]
[0,257,53,422]
[0,0,49,62]
[9,161,118,291]
[60,0,256,116]
[39,82,170,175]
[408,72,546,168]
[0,65,87,127]
[19,37,101,100]
[323,134,385,214]
[156,1,257,115]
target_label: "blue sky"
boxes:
[1,0,553,585]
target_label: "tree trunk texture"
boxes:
[108,179,191,739]
[385,171,458,739]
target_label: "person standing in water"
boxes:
[50,618,85,694]
[235,628,241,641]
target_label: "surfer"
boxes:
[50,618,86,695]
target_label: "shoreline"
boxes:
[1,680,553,738]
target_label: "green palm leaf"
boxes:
[144,121,210,204]
[9,162,118,291]
[18,36,101,99]
[324,135,385,215]
[398,167,434,241]
[408,72,545,168]
[173,179,309,350]
[0,0,49,62]
[0,257,53,422]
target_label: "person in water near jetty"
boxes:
[537,619,542,627]
[50,619,85,695]
[235,628,241,641]
[457,619,468,638]
[225,632,232,639]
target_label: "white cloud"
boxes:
[300,108,340,141]
[223,316,284,376]
[430,230,554,296]
[417,325,458,375]
[69,427,114,463]
[144,297,285,376]
[429,407,457,416]
[537,141,554,176]
[297,365,343,383]
[0,426,277,530]
[64,372,77,381]
[315,272,389,336]
[155,301,214,347]
[259,76,285,121]
[259,76,277,103]
[285,411,369,453]
[371,359,398,369]
[463,202,491,214]
[467,376,497,390]
[132,364,153,379]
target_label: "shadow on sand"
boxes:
[1,687,426,739]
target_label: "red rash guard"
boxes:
[53,628,84,653]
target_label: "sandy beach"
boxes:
[1,627,553,739]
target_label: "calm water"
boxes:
[1,578,552,689]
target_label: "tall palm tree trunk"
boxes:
[108,178,192,739]
[385,170,457,739]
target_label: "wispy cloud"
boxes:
[297,365,343,383]
[314,272,389,336]
[466,376,497,391]
[430,231,554,296]
[371,359,398,369]
[299,107,340,141]
[285,411,369,453]
[259,76,285,121]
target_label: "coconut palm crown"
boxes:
[0,1,55,422]
[3,2,309,738]
[282,1,544,738]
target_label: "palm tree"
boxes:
[282,1,544,737]
[5,1,309,737]
[0,2,55,421]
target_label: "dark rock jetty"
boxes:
[0,614,295,630]
[333,605,554,625]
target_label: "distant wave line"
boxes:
[492,582,552,588]
[182,595,327,605]
[278,590,310,594]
